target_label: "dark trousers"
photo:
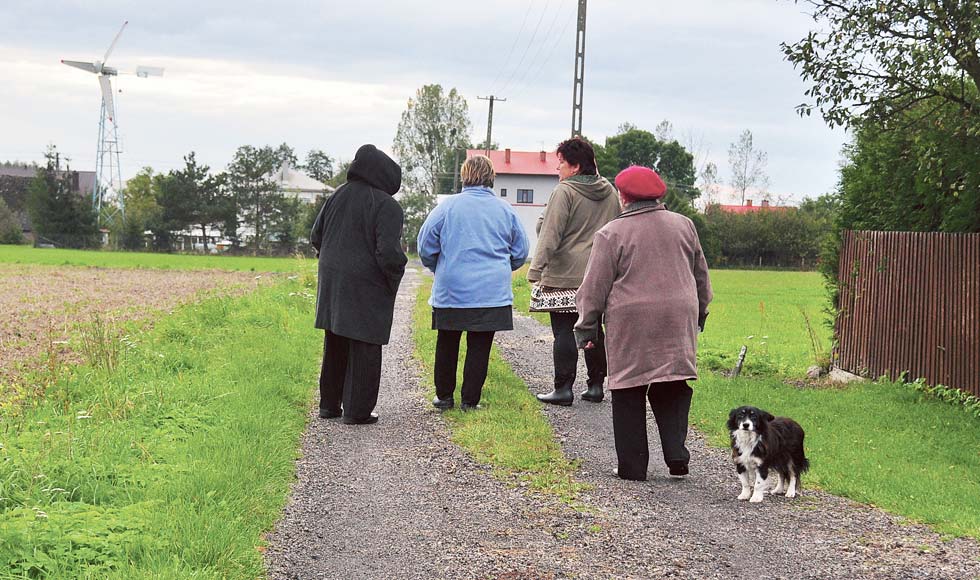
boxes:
[434,330,495,406]
[550,311,606,390]
[611,380,693,480]
[318,330,383,420]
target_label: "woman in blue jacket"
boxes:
[417,155,529,411]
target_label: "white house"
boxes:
[465,148,559,253]
[269,161,335,204]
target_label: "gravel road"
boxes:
[265,268,980,579]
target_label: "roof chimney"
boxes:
[746,199,753,207]
[540,150,546,162]
[761,199,770,208]
[505,148,511,163]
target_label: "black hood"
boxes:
[347,144,402,195]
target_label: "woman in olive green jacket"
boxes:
[527,137,620,406]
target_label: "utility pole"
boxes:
[478,95,506,154]
[571,0,587,138]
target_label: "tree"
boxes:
[728,129,770,205]
[0,197,24,244]
[781,0,980,129]
[26,147,99,248]
[593,126,700,204]
[226,145,279,253]
[399,190,436,254]
[392,84,472,197]
[151,153,225,252]
[699,162,720,205]
[303,149,334,183]
[114,167,161,250]
[268,143,298,169]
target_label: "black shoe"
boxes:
[537,385,573,406]
[580,383,604,403]
[318,407,342,419]
[613,468,647,481]
[343,412,379,425]
[667,461,689,477]
[459,403,482,412]
[432,396,454,410]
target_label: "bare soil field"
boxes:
[0,264,266,392]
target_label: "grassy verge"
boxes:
[690,373,980,539]
[0,277,320,577]
[412,276,585,503]
[0,244,311,272]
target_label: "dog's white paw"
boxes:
[785,489,797,498]
[737,490,752,501]
[749,493,765,503]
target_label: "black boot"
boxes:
[537,384,573,406]
[580,383,604,403]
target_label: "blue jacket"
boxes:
[418,186,529,308]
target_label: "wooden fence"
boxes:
[836,230,980,397]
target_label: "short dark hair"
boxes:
[556,137,597,175]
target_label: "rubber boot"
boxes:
[580,382,604,403]
[537,384,573,406]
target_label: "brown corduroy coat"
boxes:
[574,202,713,389]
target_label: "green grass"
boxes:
[0,276,321,577]
[412,276,586,503]
[0,244,312,272]
[512,265,831,375]
[690,373,980,539]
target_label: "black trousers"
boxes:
[318,330,383,420]
[550,311,606,390]
[611,380,693,480]
[434,330,495,406]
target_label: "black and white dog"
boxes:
[727,406,809,503]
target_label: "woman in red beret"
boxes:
[574,165,713,480]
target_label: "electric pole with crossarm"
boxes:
[571,0,587,138]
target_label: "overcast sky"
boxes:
[1,0,846,202]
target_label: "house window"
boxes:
[500,188,507,197]
[517,189,533,203]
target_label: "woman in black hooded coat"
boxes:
[310,144,407,425]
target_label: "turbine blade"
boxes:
[62,60,98,73]
[103,20,129,64]
[99,75,116,122]
[135,65,164,78]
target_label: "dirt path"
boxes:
[265,272,980,579]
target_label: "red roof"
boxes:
[715,203,793,214]
[466,149,559,176]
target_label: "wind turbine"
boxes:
[62,21,164,224]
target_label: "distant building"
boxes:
[269,161,334,204]
[713,199,794,214]
[465,148,559,253]
[0,163,96,242]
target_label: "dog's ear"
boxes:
[726,409,738,430]
[763,411,775,422]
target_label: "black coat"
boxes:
[311,144,407,345]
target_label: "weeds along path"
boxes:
[494,313,980,579]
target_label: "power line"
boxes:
[509,7,577,103]
[497,0,553,96]
[505,0,571,100]
[487,1,535,95]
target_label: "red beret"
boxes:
[615,165,666,201]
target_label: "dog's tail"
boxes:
[795,449,810,475]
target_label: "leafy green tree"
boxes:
[0,197,25,244]
[303,149,334,183]
[226,145,279,253]
[114,167,161,250]
[592,126,700,204]
[399,190,435,254]
[782,0,980,129]
[393,84,472,197]
[26,147,99,248]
